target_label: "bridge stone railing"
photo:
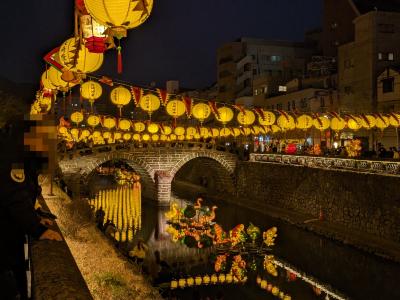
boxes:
[250,153,400,176]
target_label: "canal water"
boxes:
[88,175,400,300]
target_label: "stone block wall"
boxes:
[236,162,400,243]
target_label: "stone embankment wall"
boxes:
[235,162,400,243]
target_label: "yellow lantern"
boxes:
[243,127,252,136]
[134,122,146,132]
[347,116,362,131]
[174,127,185,136]
[389,113,400,127]
[118,119,131,131]
[47,66,72,91]
[110,86,132,115]
[218,274,226,283]
[58,126,68,135]
[187,277,194,287]
[199,127,209,138]
[83,0,154,31]
[283,296,292,300]
[376,115,390,130]
[210,274,218,284]
[220,128,231,137]
[147,123,159,134]
[313,116,330,131]
[166,99,186,119]
[330,117,346,131]
[272,286,280,296]
[271,125,281,133]
[277,115,295,130]
[186,134,193,140]
[225,274,233,283]
[123,133,131,141]
[169,134,177,141]
[160,134,168,141]
[114,132,122,140]
[195,276,202,286]
[142,134,150,141]
[41,70,57,90]
[70,128,79,141]
[360,114,376,129]
[103,131,112,139]
[80,129,91,139]
[258,111,276,126]
[186,127,197,136]
[92,131,101,138]
[178,135,185,141]
[36,94,52,113]
[139,94,160,115]
[296,114,313,130]
[103,117,116,129]
[161,125,172,135]
[203,275,210,285]
[194,133,201,140]
[252,126,260,135]
[152,134,159,141]
[193,103,211,123]
[211,128,219,137]
[260,280,268,289]
[80,81,102,107]
[170,280,178,289]
[237,110,256,126]
[133,133,141,141]
[258,126,266,134]
[215,107,234,124]
[59,38,103,73]
[70,111,84,125]
[87,114,100,127]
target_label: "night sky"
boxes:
[0,0,322,89]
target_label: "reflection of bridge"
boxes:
[59,143,238,205]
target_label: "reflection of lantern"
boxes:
[118,119,131,131]
[59,38,103,73]
[110,86,131,115]
[103,117,116,129]
[237,110,256,126]
[174,127,185,136]
[134,122,146,132]
[330,117,346,131]
[360,114,376,129]
[296,114,313,130]
[389,113,400,127]
[87,115,100,127]
[80,81,102,107]
[147,123,159,134]
[215,107,234,124]
[139,94,160,115]
[166,99,186,118]
[313,117,330,131]
[71,111,84,125]
[277,115,295,130]
[193,103,211,123]
[258,111,276,126]
[376,115,389,130]
[347,116,362,131]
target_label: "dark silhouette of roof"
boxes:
[352,0,400,14]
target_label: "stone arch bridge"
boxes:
[58,144,238,205]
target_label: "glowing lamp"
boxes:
[215,107,234,124]
[147,123,159,134]
[58,126,68,135]
[152,134,159,141]
[110,86,132,115]
[174,127,185,136]
[87,115,100,127]
[267,284,273,292]
[277,115,295,130]
[272,287,280,296]
[258,110,276,126]
[142,134,150,141]
[260,280,267,289]
[187,277,194,287]
[185,135,193,141]
[123,133,131,141]
[199,127,209,138]
[41,70,57,90]
[330,117,346,131]
[139,94,160,115]
[220,128,231,137]
[71,111,84,125]
[80,81,102,107]
[103,117,116,129]
[195,276,202,286]
[211,128,220,137]
[161,125,172,135]
[237,110,256,126]
[210,274,218,284]
[279,292,285,299]
[252,126,260,135]
[70,128,79,140]
[178,278,186,288]
[376,115,389,130]
[169,134,177,141]
[186,127,197,137]
[133,133,141,141]
[313,117,330,131]
[296,114,313,130]
[177,135,185,141]
[243,128,251,136]
[286,143,297,154]
[203,275,210,285]
[232,128,241,137]
[92,131,101,138]
[225,274,233,283]
[347,117,362,131]
[218,274,226,283]
[160,134,168,141]
[283,296,292,300]
[193,103,211,123]
[256,276,261,285]
[103,131,112,139]
[118,119,131,131]
[114,132,122,140]
[80,129,91,138]
[170,280,178,289]
[389,113,400,127]
[47,66,73,91]
[166,99,186,118]
[360,114,376,129]
[134,122,146,132]
[80,14,108,53]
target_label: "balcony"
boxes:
[236,55,253,70]
[236,70,252,85]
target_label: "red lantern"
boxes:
[285,143,297,155]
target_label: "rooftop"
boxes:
[352,0,400,14]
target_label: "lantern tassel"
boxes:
[117,45,123,74]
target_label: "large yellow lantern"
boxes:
[174,127,185,136]
[134,122,146,132]
[330,117,346,131]
[139,93,160,116]
[80,81,103,107]
[103,117,116,129]
[277,115,295,130]
[47,66,73,91]
[359,114,376,129]
[215,107,234,124]
[296,114,313,130]
[313,116,330,131]
[166,99,186,119]
[70,111,84,125]
[147,123,159,134]
[193,103,211,123]
[110,86,132,115]
[347,116,362,131]
[271,125,281,134]
[123,133,132,141]
[152,134,159,142]
[59,38,103,73]
[237,110,256,126]
[87,115,100,127]
[161,125,172,135]
[376,115,390,130]
[142,134,150,141]
[258,111,276,126]
[389,113,400,127]
[118,119,131,131]
[41,70,57,91]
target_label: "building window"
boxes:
[382,78,394,93]
[254,89,259,96]
[271,55,282,62]
[278,85,287,92]
[379,24,395,33]
[388,53,394,61]
[378,53,383,60]
[263,86,268,94]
